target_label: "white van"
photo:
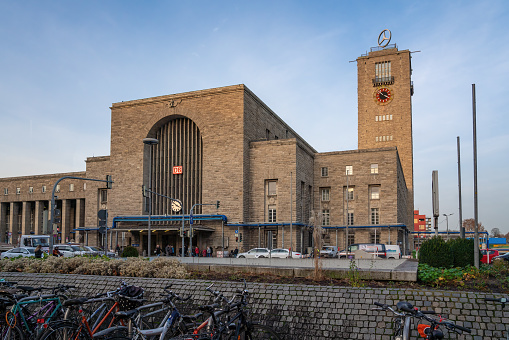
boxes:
[320,246,338,258]
[385,245,401,259]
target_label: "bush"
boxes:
[418,236,453,268]
[122,246,139,258]
[448,238,480,267]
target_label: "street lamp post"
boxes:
[143,138,159,258]
[443,213,454,240]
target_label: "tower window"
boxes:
[373,61,393,86]
[321,167,328,177]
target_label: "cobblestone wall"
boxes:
[2,272,507,339]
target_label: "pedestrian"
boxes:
[34,245,43,258]
[52,246,63,257]
[115,244,121,256]
[170,245,175,256]
[233,247,238,258]
[184,245,188,257]
[155,245,162,257]
[207,246,212,257]
[202,249,206,257]
[165,244,171,256]
[195,246,199,257]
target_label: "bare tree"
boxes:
[490,228,501,237]
[462,218,486,232]
[309,210,324,280]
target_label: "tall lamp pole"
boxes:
[143,138,159,258]
[443,213,453,240]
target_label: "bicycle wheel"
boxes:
[246,324,280,340]
[38,321,91,340]
[0,325,24,340]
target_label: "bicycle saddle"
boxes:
[396,301,414,312]
[63,297,89,307]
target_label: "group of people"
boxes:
[152,244,214,257]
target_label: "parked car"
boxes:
[320,246,338,258]
[385,245,402,259]
[1,247,36,259]
[270,248,303,258]
[236,248,270,258]
[338,243,387,259]
[83,246,116,258]
[492,252,509,263]
[481,249,499,264]
[54,244,87,257]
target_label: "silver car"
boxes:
[1,247,36,259]
[270,248,303,258]
[236,248,270,258]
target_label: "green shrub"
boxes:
[418,236,453,268]
[121,246,139,258]
[448,238,480,267]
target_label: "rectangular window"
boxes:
[322,209,330,226]
[42,186,46,193]
[375,136,379,142]
[55,185,60,193]
[371,208,380,225]
[347,211,354,226]
[371,164,379,174]
[267,181,277,196]
[69,184,74,192]
[371,186,380,200]
[83,183,87,190]
[3,188,7,195]
[29,187,34,194]
[347,232,355,246]
[375,61,391,82]
[346,165,353,175]
[100,189,108,203]
[345,187,354,200]
[265,129,270,140]
[321,188,330,201]
[370,231,380,244]
[16,188,21,195]
[268,205,277,223]
[375,116,378,122]
[390,114,393,120]
[321,167,328,177]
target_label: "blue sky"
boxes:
[1,1,508,234]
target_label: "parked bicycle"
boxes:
[374,301,471,339]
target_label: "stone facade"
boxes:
[0,45,416,255]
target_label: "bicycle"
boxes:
[484,296,508,340]
[374,301,471,340]
[172,281,281,340]
[38,281,145,340]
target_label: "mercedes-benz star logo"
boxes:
[378,29,392,48]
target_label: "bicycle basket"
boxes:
[117,285,144,310]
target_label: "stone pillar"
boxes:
[75,199,83,243]
[34,201,43,235]
[62,199,72,243]
[9,202,17,244]
[0,203,8,243]
[22,202,31,236]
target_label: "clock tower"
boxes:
[357,31,414,227]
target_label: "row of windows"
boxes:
[3,183,82,196]
[320,186,380,201]
[375,114,393,122]
[321,164,379,177]
[320,207,380,226]
[375,135,393,142]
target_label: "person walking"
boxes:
[34,245,43,258]
[207,246,212,257]
[155,244,162,257]
[170,245,175,256]
[115,244,121,256]
[233,247,238,258]
[194,246,199,257]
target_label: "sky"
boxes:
[1,1,508,234]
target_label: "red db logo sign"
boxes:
[173,166,183,175]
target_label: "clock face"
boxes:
[171,200,182,212]
[374,87,393,104]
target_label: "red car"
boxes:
[481,249,499,264]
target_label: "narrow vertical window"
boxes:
[267,181,277,196]
[347,211,354,226]
[322,209,330,226]
[69,183,74,192]
[268,205,277,223]
[321,167,328,177]
[346,166,353,175]
[371,164,379,174]
[370,186,380,200]
[16,188,21,195]
[371,208,380,225]
[29,187,34,194]
[3,188,7,195]
[321,188,330,201]
[55,185,60,193]
[42,186,46,193]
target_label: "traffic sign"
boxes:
[235,230,239,234]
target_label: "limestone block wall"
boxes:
[2,272,507,339]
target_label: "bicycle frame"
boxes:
[12,294,63,336]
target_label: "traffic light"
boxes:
[236,235,239,242]
[142,185,147,197]
[54,209,61,224]
[106,175,113,189]
[216,201,220,209]
[180,229,188,238]
[190,228,194,238]
[239,233,243,242]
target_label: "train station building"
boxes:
[0,38,416,255]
